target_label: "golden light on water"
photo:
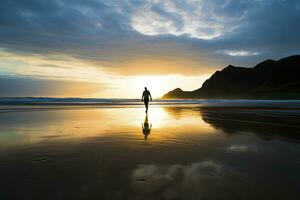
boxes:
[143,107,168,128]
[0,106,216,147]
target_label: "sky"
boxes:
[0,0,300,98]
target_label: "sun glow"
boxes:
[103,74,210,98]
[134,76,171,98]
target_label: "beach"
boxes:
[0,101,300,200]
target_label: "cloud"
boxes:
[0,75,104,97]
[218,50,260,57]
[0,0,300,96]
[0,49,113,81]
[131,0,247,40]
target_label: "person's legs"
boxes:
[144,99,149,112]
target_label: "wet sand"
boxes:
[0,104,299,200]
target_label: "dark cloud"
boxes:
[0,0,299,73]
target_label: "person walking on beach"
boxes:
[141,87,152,113]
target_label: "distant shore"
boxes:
[1,98,300,110]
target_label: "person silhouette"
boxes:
[141,87,152,113]
[142,113,152,139]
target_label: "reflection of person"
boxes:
[142,113,152,140]
[141,87,152,113]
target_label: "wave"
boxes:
[1,97,300,108]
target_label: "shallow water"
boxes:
[0,104,299,200]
